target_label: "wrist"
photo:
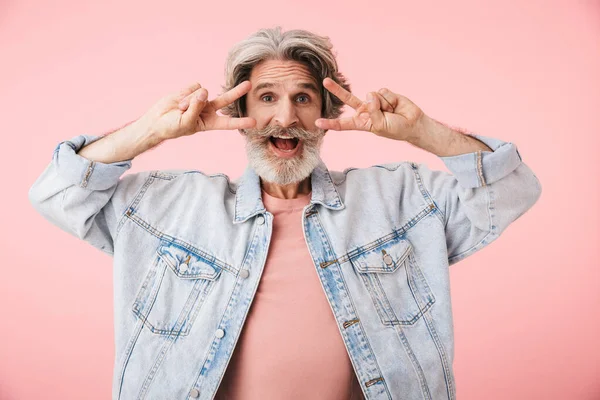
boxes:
[406,114,438,147]
[131,117,165,150]
[408,116,493,157]
[77,118,163,163]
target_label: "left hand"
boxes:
[315,78,426,142]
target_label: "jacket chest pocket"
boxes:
[350,237,435,326]
[132,241,222,336]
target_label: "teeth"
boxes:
[272,135,295,139]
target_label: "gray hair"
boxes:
[220,26,351,121]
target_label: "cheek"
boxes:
[246,108,271,129]
[301,110,322,129]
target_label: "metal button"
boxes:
[190,388,200,398]
[179,263,189,273]
[240,269,249,279]
[256,215,265,225]
[383,254,393,265]
[215,329,225,338]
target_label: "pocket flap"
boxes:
[352,238,412,274]
[157,241,222,280]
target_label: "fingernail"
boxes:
[366,92,373,103]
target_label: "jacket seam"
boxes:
[476,150,486,187]
[334,167,359,185]
[412,163,496,263]
[155,170,237,195]
[114,172,155,243]
[410,163,445,227]
[447,183,496,264]
[333,162,410,186]
[125,212,235,274]
[336,204,434,265]
[307,212,392,398]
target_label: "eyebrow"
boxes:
[252,81,320,95]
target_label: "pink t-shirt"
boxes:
[215,189,364,399]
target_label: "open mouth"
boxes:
[267,136,302,158]
[269,136,300,152]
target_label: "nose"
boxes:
[273,97,299,128]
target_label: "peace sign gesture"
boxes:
[315,78,426,142]
[139,80,257,141]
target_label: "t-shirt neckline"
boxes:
[261,189,312,211]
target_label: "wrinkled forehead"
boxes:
[249,60,320,92]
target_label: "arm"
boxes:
[407,115,493,156]
[315,80,542,265]
[410,125,541,265]
[28,124,155,255]
[28,81,256,255]
[76,118,162,163]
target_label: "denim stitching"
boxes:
[447,182,495,264]
[125,212,234,274]
[422,312,456,399]
[476,150,486,187]
[307,213,392,398]
[115,172,154,241]
[411,163,445,226]
[336,204,434,265]
[80,160,95,188]
[393,324,433,399]
[199,210,272,397]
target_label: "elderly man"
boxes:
[29,27,541,400]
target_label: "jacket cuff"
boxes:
[52,134,132,190]
[438,133,523,189]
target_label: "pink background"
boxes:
[1,0,598,399]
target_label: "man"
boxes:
[29,27,541,400]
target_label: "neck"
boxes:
[260,176,311,199]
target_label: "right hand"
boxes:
[138,81,256,141]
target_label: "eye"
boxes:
[261,94,274,102]
[296,95,310,103]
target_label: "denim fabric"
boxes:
[29,133,541,399]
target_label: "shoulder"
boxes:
[120,169,238,196]
[328,161,418,186]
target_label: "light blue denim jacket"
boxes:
[29,133,541,400]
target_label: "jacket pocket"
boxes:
[350,237,435,326]
[132,240,222,336]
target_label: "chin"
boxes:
[246,140,322,186]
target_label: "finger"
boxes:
[179,86,205,111]
[179,98,190,111]
[209,116,257,131]
[181,89,208,127]
[366,92,385,131]
[377,88,398,110]
[323,77,363,110]
[178,82,202,98]
[210,80,252,110]
[315,117,359,131]
[375,92,394,112]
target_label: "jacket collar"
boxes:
[233,159,345,224]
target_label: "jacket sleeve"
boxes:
[413,134,542,265]
[28,134,151,256]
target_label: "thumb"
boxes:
[366,92,385,132]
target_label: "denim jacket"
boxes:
[29,132,541,400]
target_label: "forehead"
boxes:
[249,59,319,91]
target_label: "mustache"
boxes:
[244,125,326,141]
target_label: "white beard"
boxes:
[244,126,325,186]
